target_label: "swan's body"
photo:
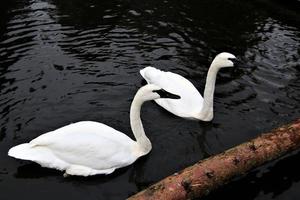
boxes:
[141,69,203,119]
[140,52,237,121]
[8,85,180,176]
[9,122,139,176]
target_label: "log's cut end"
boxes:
[128,119,300,200]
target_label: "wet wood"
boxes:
[128,119,300,200]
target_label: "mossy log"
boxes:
[128,119,300,200]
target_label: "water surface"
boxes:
[0,0,299,199]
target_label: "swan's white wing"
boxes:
[16,121,138,171]
[140,67,203,118]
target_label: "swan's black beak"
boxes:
[228,57,242,67]
[154,89,181,99]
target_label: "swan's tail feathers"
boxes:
[8,143,36,160]
[8,144,66,170]
[139,66,151,79]
[139,66,160,82]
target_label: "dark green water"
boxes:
[0,0,299,199]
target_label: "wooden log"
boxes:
[128,119,300,200]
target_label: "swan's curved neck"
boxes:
[130,95,152,155]
[198,63,219,121]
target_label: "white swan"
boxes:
[8,84,180,177]
[140,52,238,121]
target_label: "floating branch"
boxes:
[128,119,300,200]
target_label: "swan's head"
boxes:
[137,84,180,102]
[211,52,238,69]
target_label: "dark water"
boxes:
[0,0,299,199]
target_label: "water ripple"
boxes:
[0,0,300,200]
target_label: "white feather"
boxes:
[140,52,237,121]
[140,67,203,118]
[8,122,138,176]
[8,84,176,177]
